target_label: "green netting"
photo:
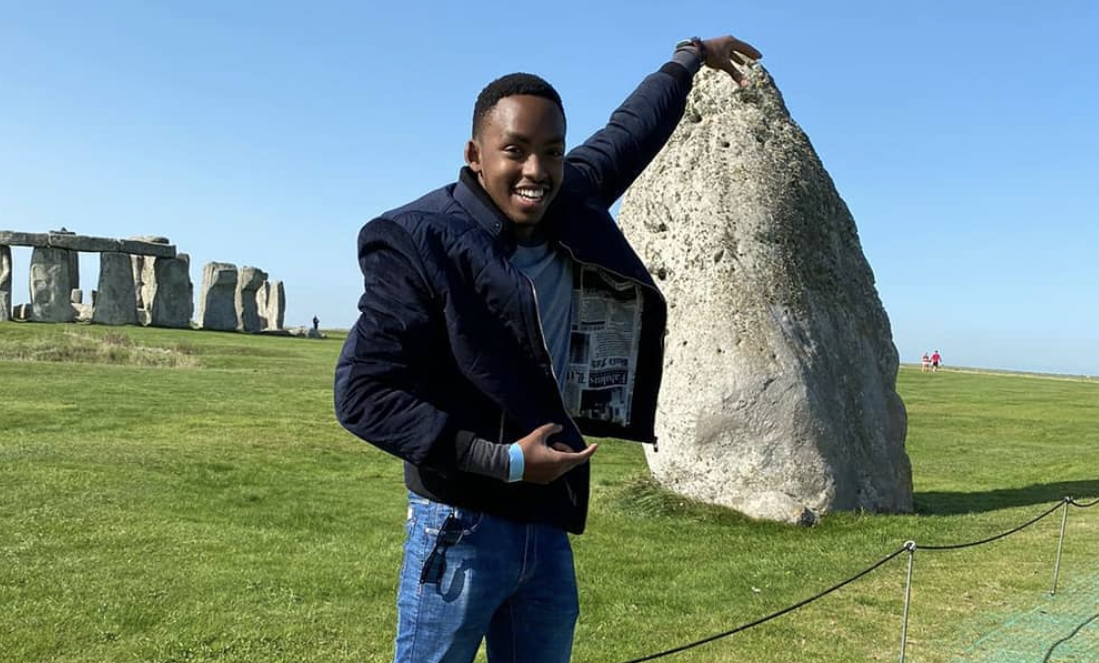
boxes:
[952,563,1098,663]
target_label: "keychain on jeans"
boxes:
[420,512,465,585]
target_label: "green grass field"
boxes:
[1,323,1097,663]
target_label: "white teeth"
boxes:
[515,187,545,201]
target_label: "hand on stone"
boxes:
[516,423,598,484]
[701,35,762,87]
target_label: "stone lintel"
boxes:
[118,239,177,258]
[0,231,177,257]
[48,233,121,252]
[0,231,49,246]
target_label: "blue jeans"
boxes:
[393,494,579,663]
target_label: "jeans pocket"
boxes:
[423,506,484,539]
[451,507,484,538]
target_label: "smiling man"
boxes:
[335,33,761,663]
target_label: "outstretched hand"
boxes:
[701,35,763,87]
[516,423,598,484]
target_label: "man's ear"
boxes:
[464,138,482,173]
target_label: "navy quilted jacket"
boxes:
[335,61,695,533]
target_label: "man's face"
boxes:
[465,95,566,232]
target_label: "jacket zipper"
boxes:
[521,273,578,438]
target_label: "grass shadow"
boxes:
[915,479,1099,515]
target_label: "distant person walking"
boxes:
[921,352,931,372]
[312,315,320,331]
[931,350,942,372]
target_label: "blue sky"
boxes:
[1,1,1096,375]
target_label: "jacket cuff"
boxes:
[506,443,525,483]
[671,47,703,75]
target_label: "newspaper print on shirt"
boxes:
[563,265,643,427]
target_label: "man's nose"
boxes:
[522,155,547,180]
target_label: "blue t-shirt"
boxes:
[510,243,573,396]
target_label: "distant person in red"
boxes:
[931,350,942,372]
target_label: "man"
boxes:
[334,33,761,663]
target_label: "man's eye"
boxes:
[548,149,565,158]
[504,146,523,156]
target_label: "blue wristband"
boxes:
[507,443,525,483]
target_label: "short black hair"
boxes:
[472,72,565,138]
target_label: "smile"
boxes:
[514,186,548,202]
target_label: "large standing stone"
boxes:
[255,279,285,331]
[92,252,138,325]
[68,253,80,291]
[265,280,285,330]
[130,236,171,323]
[198,262,239,331]
[132,255,153,319]
[618,67,912,524]
[149,253,193,328]
[0,245,11,321]
[29,247,75,322]
[235,267,268,333]
[256,279,269,330]
[49,229,81,290]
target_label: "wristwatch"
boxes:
[675,37,706,62]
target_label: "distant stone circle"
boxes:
[0,230,285,333]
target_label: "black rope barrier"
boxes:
[612,544,910,663]
[920,500,1067,551]
[1069,497,1099,509]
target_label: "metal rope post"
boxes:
[898,541,917,663]
[1050,497,1070,596]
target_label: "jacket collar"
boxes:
[455,167,511,240]
[454,167,562,251]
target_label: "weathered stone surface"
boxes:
[198,262,238,331]
[49,229,81,290]
[256,280,285,331]
[0,231,48,246]
[73,302,94,323]
[48,233,120,253]
[127,235,170,245]
[13,303,31,321]
[71,289,83,304]
[117,239,176,258]
[92,252,138,325]
[618,66,912,523]
[235,267,268,333]
[148,253,193,328]
[256,280,269,329]
[29,247,75,322]
[266,280,285,330]
[0,231,175,257]
[288,326,325,339]
[68,252,80,290]
[132,254,155,312]
[0,245,11,321]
